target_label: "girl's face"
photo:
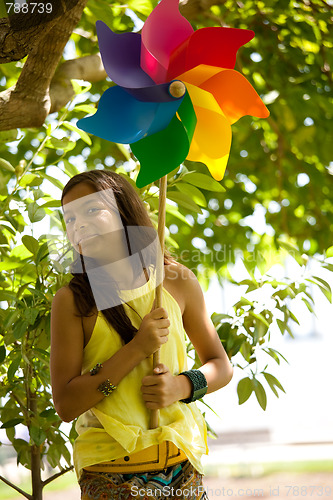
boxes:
[62,182,126,263]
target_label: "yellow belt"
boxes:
[84,441,188,473]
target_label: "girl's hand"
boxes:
[141,364,181,409]
[132,307,170,358]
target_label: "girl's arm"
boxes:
[50,286,169,422]
[141,264,233,409]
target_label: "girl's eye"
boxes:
[65,217,75,224]
[88,207,100,214]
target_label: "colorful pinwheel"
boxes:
[77,0,269,188]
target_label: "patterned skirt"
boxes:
[79,459,209,500]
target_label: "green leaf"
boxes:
[301,297,315,314]
[165,203,192,225]
[0,129,19,142]
[40,408,60,421]
[277,239,299,253]
[326,246,333,258]
[19,173,43,188]
[0,158,15,172]
[30,426,47,447]
[70,79,92,95]
[211,313,233,324]
[13,320,29,340]
[175,182,207,207]
[45,137,76,152]
[167,191,202,214]
[40,199,61,208]
[62,120,92,145]
[23,308,39,326]
[74,104,97,114]
[47,443,62,468]
[253,379,267,410]
[306,278,332,302]
[62,159,79,177]
[38,171,64,190]
[288,310,300,325]
[263,372,286,397]
[36,242,50,265]
[0,344,6,364]
[22,235,39,255]
[183,172,225,192]
[263,347,289,365]
[237,377,254,405]
[27,203,46,223]
[1,418,24,429]
[248,311,270,328]
[235,296,254,308]
[277,319,286,335]
[8,356,21,381]
[128,0,153,16]
[0,261,21,271]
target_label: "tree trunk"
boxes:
[31,445,43,500]
[29,369,43,500]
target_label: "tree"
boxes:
[0,0,332,497]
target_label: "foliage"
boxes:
[0,0,332,496]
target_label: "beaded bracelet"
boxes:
[98,379,117,397]
[90,363,103,376]
[179,369,208,403]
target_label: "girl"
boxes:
[50,170,233,499]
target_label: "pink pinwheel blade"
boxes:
[168,27,255,81]
[141,0,193,84]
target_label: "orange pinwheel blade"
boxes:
[181,65,269,124]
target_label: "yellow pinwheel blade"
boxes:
[184,83,231,180]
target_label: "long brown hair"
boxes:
[61,170,175,344]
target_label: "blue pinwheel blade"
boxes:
[77,86,184,144]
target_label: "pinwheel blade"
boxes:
[77,86,184,144]
[184,83,232,180]
[97,21,154,88]
[181,65,269,124]
[168,27,254,81]
[141,0,193,84]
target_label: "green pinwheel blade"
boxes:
[132,92,197,188]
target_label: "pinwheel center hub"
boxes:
[168,80,186,98]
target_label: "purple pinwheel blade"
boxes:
[77,85,183,144]
[97,21,154,88]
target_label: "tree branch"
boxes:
[0,475,32,500]
[0,0,88,131]
[42,465,74,487]
[50,54,107,113]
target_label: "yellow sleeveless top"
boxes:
[73,266,208,479]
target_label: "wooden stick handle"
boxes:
[150,175,167,429]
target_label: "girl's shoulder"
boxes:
[164,261,197,284]
[163,262,199,317]
[52,285,79,317]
